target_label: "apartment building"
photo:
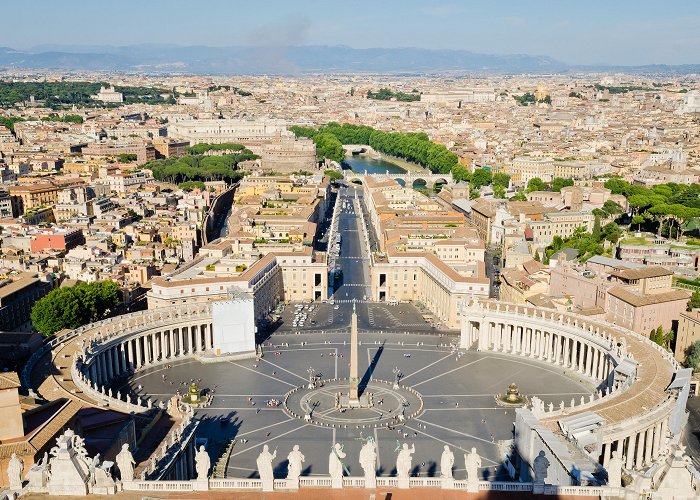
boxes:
[8,184,58,211]
[674,310,700,364]
[0,273,52,332]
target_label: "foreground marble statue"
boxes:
[329,443,346,489]
[286,445,305,488]
[45,429,115,496]
[47,430,90,495]
[256,445,276,492]
[607,450,622,488]
[7,453,23,490]
[27,453,50,492]
[396,443,415,488]
[533,450,550,494]
[359,437,377,488]
[440,445,454,480]
[464,447,481,492]
[195,445,211,481]
[115,444,135,482]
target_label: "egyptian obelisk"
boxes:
[349,300,359,403]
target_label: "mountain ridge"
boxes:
[0,45,697,75]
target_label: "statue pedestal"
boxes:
[261,477,274,492]
[27,465,49,492]
[398,477,410,489]
[441,478,455,489]
[91,469,117,495]
[533,481,545,495]
[193,479,209,491]
[466,479,479,493]
[364,476,376,489]
[331,476,343,489]
[285,478,299,490]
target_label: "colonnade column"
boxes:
[644,427,654,465]
[625,435,635,469]
[204,324,212,351]
[169,329,176,358]
[135,337,142,368]
[563,336,570,367]
[652,422,662,459]
[634,431,645,469]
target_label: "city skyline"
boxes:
[0,0,699,67]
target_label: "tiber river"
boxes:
[341,155,407,175]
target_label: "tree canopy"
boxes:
[366,88,420,102]
[0,80,171,109]
[31,281,121,336]
[685,340,700,371]
[290,122,459,175]
[526,177,547,192]
[143,148,256,184]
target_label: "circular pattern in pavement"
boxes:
[284,379,424,428]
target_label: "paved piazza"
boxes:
[121,329,593,481]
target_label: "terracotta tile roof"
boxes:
[609,266,672,280]
[0,371,21,390]
[608,286,690,307]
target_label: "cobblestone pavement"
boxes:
[122,330,594,482]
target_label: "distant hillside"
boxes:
[0,45,697,75]
[0,45,566,74]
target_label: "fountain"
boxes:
[495,382,528,407]
[182,383,208,406]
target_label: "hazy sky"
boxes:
[3,0,699,66]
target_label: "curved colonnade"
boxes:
[23,304,216,414]
[461,299,682,474]
[23,298,685,488]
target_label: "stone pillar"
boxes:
[644,427,653,465]
[154,332,161,361]
[578,342,585,373]
[189,325,194,353]
[204,324,212,351]
[564,336,570,367]
[89,362,97,383]
[602,442,610,468]
[112,347,121,376]
[105,349,114,380]
[100,354,108,382]
[169,329,176,358]
[119,343,127,373]
[127,339,134,370]
[659,419,667,455]
[652,422,662,459]
[634,431,645,469]
[135,337,142,368]
[596,351,604,380]
[625,435,635,470]
[502,323,510,352]
[477,321,488,351]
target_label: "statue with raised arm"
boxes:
[464,447,481,492]
[195,445,210,481]
[115,444,135,482]
[440,445,455,480]
[8,453,23,490]
[359,437,377,488]
[256,445,276,492]
[396,443,415,479]
[286,445,305,482]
